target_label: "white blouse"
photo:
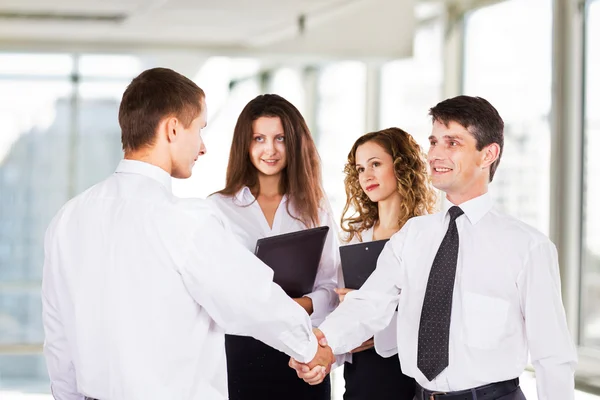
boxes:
[208,187,341,326]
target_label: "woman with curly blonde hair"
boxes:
[336,127,437,400]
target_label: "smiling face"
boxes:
[249,116,287,178]
[355,140,398,203]
[427,119,496,204]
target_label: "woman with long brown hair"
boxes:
[336,127,437,400]
[208,94,339,400]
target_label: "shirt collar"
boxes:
[234,186,289,206]
[115,159,172,192]
[441,192,493,225]
[234,186,254,205]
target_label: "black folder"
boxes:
[254,226,329,298]
[339,239,389,290]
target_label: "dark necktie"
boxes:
[417,205,464,381]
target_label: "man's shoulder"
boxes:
[56,178,109,214]
[174,196,233,231]
[404,212,442,229]
[45,178,112,238]
[485,208,554,251]
[388,213,441,248]
[205,192,230,207]
[174,197,220,219]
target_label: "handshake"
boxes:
[288,328,335,385]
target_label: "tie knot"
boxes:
[448,206,464,222]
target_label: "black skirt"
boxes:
[343,348,415,400]
[226,334,331,400]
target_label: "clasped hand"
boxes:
[288,328,335,385]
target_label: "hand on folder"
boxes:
[288,328,334,385]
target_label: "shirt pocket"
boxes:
[461,291,510,349]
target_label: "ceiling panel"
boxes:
[0,0,144,13]
[0,0,417,58]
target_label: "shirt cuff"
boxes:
[279,328,318,364]
[319,323,345,356]
[374,311,398,357]
[304,288,335,326]
[333,352,352,368]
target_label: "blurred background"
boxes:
[0,0,598,398]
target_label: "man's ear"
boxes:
[166,117,179,143]
[481,143,500,169]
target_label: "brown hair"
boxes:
[219,94,324,227]
[429,95,504,182]
[119,67,205,152]
[341,127,437,242]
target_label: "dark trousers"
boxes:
[343,348,415,400]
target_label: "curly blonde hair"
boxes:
[341,127,437,242]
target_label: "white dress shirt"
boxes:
[319,192,577,399]
[42,160,318,400]
[208,188,340,326]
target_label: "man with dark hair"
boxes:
[428,95,504,182]
[291,95,577,400]
[42,67,334,400]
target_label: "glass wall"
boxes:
[0,54,72,388]
[463,0,552,235]
[269,67,306,115]
[380,16,444,147]
[581,0,600,350]
[0,53,142,390]
[315,62,367,221]
[173,57,262,199]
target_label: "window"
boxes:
[0,53,143,391]
[173,57,262,198]
[581,0,600,350]
[463,0,552,235]
[269,67,305,115]
[0,54,74,387]
[380,17,444,148]
[315,62,366,221]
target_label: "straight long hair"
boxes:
[219,94,324,227]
